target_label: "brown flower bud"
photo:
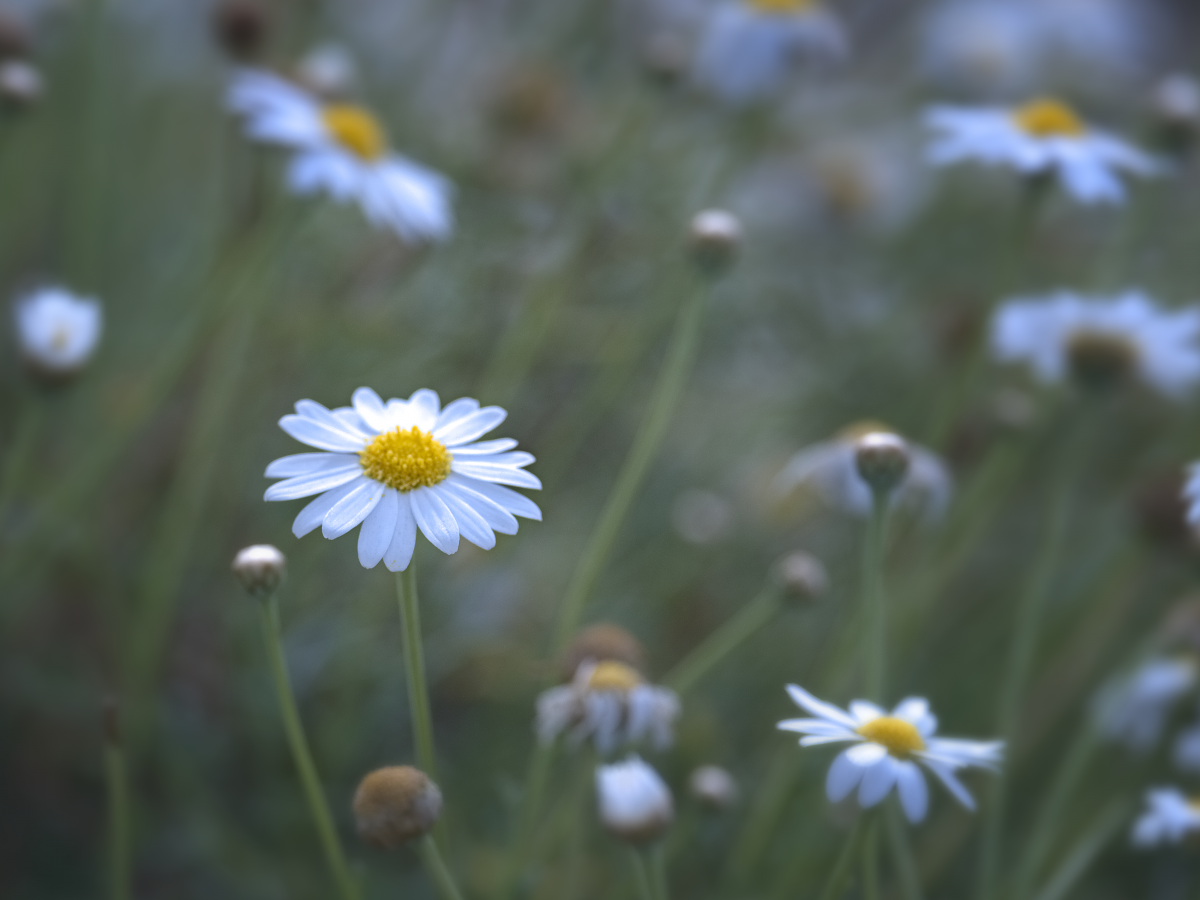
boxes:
[560,623,646,682]
[353,766,442,849]
[213,0,270,61]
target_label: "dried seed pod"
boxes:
[232,545,286,598]
[353,766,443,849]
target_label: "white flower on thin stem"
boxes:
[1094,656,1197,753]
[925,98,1159,205]
[773,423,951,521]
[14,286,102,377]
[227,68,452,244]
[595,755,674,843]
[264,388,541,572]
[692,0,846,106]
[1132,788,1200,847]
[778,685,1003,823]
[992,292,1200,399]
[537,660,680,755]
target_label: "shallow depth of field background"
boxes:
[6,0,1200,897]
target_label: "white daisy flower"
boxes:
[227,68,452,244]
[777,685,1003,823]
[14,286,103,378]
[264,388,541,572]
[537,660,680,755]
[773,423,952,521]
[925,98,1159,204]
[1132,788,1200,847]
[595,755,674,844]
[1093,657,1197,752]
[991,292,1200,399]
[692,0,846,106]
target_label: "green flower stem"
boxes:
[1029,799,1129,900]
[628,848,657,900]
[885,802,923,900]
[496,740,556,900]
[552,278,709,652]
[396,565,438,781]
[662,583,783,694]
[103,718,130,900]
[817,819,865,900]
[861,816,881,900]
[0,394,46,517]
[863,495,890,703]
[257,593,359,900]
[417,835,465,900]
[650,844,670,900]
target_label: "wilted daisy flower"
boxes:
[536,660,680,755]
[595,755,674,843]
[227,69,452,244]
[1132,788,1200,847]
[991,292,1200,398]
[14,286,103,379]
[925,98,1158,204]
[264,388,540,571]
[773,423,951,521]
[1094,656,1197,752]
[692,0,846,105]
[778,685,1003,823]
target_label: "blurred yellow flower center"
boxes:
[322,104,387,159]
[1013,99,1085,138]
[359,427,452,492]
[856,717,925,758]
[586,661,644,692]
[749,0,816,12]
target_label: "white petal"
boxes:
[450,460,541,488]
[858,757,899,808]
[437,479,519,535]
[846,742,889,766]
[279,414,366,452]
[264,465,362,501]
[801,735,860,747]
[291,480,362,538]
[459,451,535,468]
[434,397,479,430]
[447,438,519,457]
[352,387,392,433]
[851,701,886,723]
[436,487,497,550]
[895,761,929,823]
[265,452,358,478]
[358,488,398,568]
[383,493,417,572]
[295,399,373,440]
[410,485,460,554]
[322,479,384,539]
[445,474,541,519]
[434,406,508,445]
[785,685,860,730]
[921,758,976,810]
[826,749,865,802]
[777,719,853,737]
[408,389,441,431]
[892,697,930,723]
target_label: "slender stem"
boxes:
[0,396,45,517]
[258,594,360,900]
[862,495,889,703]
[103,734,130,900]
[885,802,924,900]
[817,819,865,900]
[861,817,881,900]
[396,565,438,780]
[551,279,709,652]
[496,741,556,900]
[662,585,782,694]
[650,843,670,900]
[418,835,465,900]
[628,848,657,900]
[1029,800,1128,900]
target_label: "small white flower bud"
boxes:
[353,766,443,849]
[14,287,102,382]
[295,43,357,100]
[774,551,829,605]
[689,765,738,811]
[853,432,910,497]
[232,544,286,597]
[0,59,41,108]
[688,209,742,274]
[1155,75,1200,126]
[596,756,673,844]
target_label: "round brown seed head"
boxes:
[688,209,742,275]
[774,551,829,605]
[561,623,646,682]
[212,0,270,61]
[0,11,28,60]
[353,766,442,849]
[853,431,910,497]
[232,544,286,598]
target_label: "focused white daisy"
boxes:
[991,292,1200,399]
[692,0,846,105]
[773,423,951,521]
[1094,656,1197,753]
[595,755,674,843]
[1132,788,1200,847]
[227,68,452,244]
[264,388,540,571]
[537,660,680,755]
[778,685,1003,823]
[925,98,1159,204]
[14,286,103,378]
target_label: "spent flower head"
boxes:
[353,766,442,848]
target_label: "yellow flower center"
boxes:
[1013,99,1086,138]
[586,661,644,693]
[321,104,387,160]
[856,717,926,759]
[359,427,452,492]
[749,0,816,12]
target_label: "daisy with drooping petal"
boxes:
[692,0,846,106]
[1132,788,1200,847]
[777,685,1003,823]
[227,68,452,244]
[1093,656,1197,753]
[925,98,1159,204]
[991,292,1200,399]
[14,286,103,379]
[264,388,541,571]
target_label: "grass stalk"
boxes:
[417,835,466,900]
[102,700,130,900]
[396,563,438,781]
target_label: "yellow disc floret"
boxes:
[322,104,387,160]
[359,427,452,492]
[749,0,815,12]
[856,716,926,759]
[586,661,645,693]
[1013,98,1086,138]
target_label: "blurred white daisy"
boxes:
[595,755,674,843]
[14,286,102,378]
[537,660,680,755]
[778,685,1003,823]
[991,292,1200,399]
[1132,788,1200,847]
[692,0,846,105]
[773,423,952,521]
[1173,718,1200,774]
[1094,657,1197,752]
[227,69,452,244]
[925,98,1158,204]
[264,387,540,571]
